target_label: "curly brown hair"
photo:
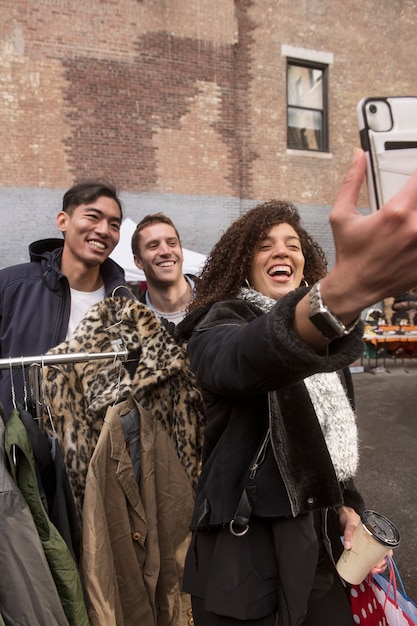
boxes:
[190,200,327,311]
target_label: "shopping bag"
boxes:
[370,556,417,626]
[349,579,389,625]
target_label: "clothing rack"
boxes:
[0,350,128,370]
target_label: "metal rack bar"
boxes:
[0,350,129,370]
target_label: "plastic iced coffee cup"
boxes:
[336,510,400,585]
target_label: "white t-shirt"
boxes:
[66,286,105,340]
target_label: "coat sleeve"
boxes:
[341,477,366,515]
[188,289,364,396]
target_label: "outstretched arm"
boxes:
[294,148,417,350]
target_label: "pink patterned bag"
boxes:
[349,579,390,625]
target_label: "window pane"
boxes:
[287,107,323,150]
[287,65,323,109]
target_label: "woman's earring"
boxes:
[301,278,309,287]
[244,278,252,289]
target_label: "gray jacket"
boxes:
[0,418,70,626]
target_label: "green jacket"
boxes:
[5,409,90,626]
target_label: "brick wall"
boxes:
[1,0,416,269]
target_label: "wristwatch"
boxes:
[308,281,359,340]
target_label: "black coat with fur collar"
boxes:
[178,287,365,529]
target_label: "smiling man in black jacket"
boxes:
[0,180,131,418]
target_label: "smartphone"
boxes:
[356,96,417,210]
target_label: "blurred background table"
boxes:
[362,324,417,368]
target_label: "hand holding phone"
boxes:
[356,96,417,211]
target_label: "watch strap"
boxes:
[308,282,359,340]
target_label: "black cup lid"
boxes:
[362,510,401,547]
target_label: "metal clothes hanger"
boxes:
[28,364,43,421]
[8,359,17,465]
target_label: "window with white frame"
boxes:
[286,58,329,152]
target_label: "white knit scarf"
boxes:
[238,287,359,480]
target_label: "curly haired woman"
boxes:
[177,149,417,626]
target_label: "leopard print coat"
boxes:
[41,297,205,520]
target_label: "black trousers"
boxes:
[185,513,354,626]
[191,546,353,626]
[191,567,353,626]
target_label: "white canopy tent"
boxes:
[110,218,207,283]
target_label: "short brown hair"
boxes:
[131,212,182,258]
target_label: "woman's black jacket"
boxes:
[177,287,365,530]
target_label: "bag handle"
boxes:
[386,554,412,602]
[378,553,413,611]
